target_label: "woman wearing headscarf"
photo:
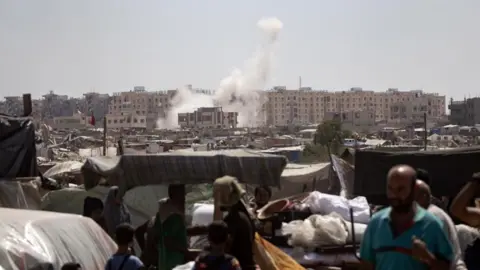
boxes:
[103,186,131,237]
[213,176,257,270]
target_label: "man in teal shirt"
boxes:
[360,165,453,270]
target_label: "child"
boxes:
[105,223,144,270]
[192,221,241,270]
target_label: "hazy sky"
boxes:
[1,0,479,101]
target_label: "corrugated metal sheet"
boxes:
[82,149,287,190]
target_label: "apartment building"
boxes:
[3,96,24,116]
[449,97,480,126]
[324,110,375,131]
[178,107,238,129]
[107,86,170,129]
[52,112,94,130]
[42,91,83,120]
[264,87,446,126]
[84,92,110,125]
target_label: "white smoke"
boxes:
[157,17,283,129]
[156,86,214,129]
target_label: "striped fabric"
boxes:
[82,149,287,190]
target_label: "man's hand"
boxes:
[412,236,433,264]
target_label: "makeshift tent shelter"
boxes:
[0,178,43,209]
[81,149,287,190]
[355,147,480,204]
[0,208,116,270]
[0,114,38,178]
[271,162,330,200]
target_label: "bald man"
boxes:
[415,180,466,270]
[360,165,453,270]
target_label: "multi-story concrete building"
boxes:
[264,87,446,127]
[3,96,24,116]
[84,92,110,126]
[449,97,480,126]
[324,109,375,131]
[107,86,170,129]
[52,112,94,130]
[41,91,81,119]
[178,107,238,129]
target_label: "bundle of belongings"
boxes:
[276,191,369,248]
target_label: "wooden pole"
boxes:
[423,112,427,150]
[103,117,107,156]
[22,94,32,116]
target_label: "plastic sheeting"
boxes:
[0,208,116,270]
[0,179,42,210]
[0,115,38,178]
[281,213,348,248]
[40,185,168,229]
[42,161,83,179]
[81,149,287,190]
[303,191,371,224]
[271,163,330,200]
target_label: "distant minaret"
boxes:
[299,76,302,90]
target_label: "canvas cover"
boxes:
[354,147,480,204]
[270,162,330,200]
[0,114,38,178]
[0,178,43,209]
[81,149,287,190]
[0,208,116,270]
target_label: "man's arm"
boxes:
[429,220,454,270]
[450,181,480,227]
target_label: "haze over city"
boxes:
[1,0,480,102]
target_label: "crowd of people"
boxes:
[69,164,480,270]
[360,165,480,270]
[74,177,272,270]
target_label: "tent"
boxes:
[271,162,330,200]
[0,208,115,269]
[0,114,38,178]
[81,149,287,190]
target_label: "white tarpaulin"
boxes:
[41,185,169,229]
[271,163,330,200]
[0,179,43,210]
[0,208,116,270]
[43,161,83,179]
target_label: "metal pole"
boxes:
[23,94,32,116]
[103,116,107,156]
[423,112,427,150]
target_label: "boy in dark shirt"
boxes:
[192,221,241,270]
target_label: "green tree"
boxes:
[314,119,352,154]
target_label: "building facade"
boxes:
[264,87,446,127]
[324,109,375,131]
[178,107,238,129]
[106,86,170,129]
[84,92,110,126]
[52,113,94,130]
[449,97,480,126]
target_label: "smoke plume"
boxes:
[157,17,283,129]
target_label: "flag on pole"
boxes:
[90,112,96,126]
